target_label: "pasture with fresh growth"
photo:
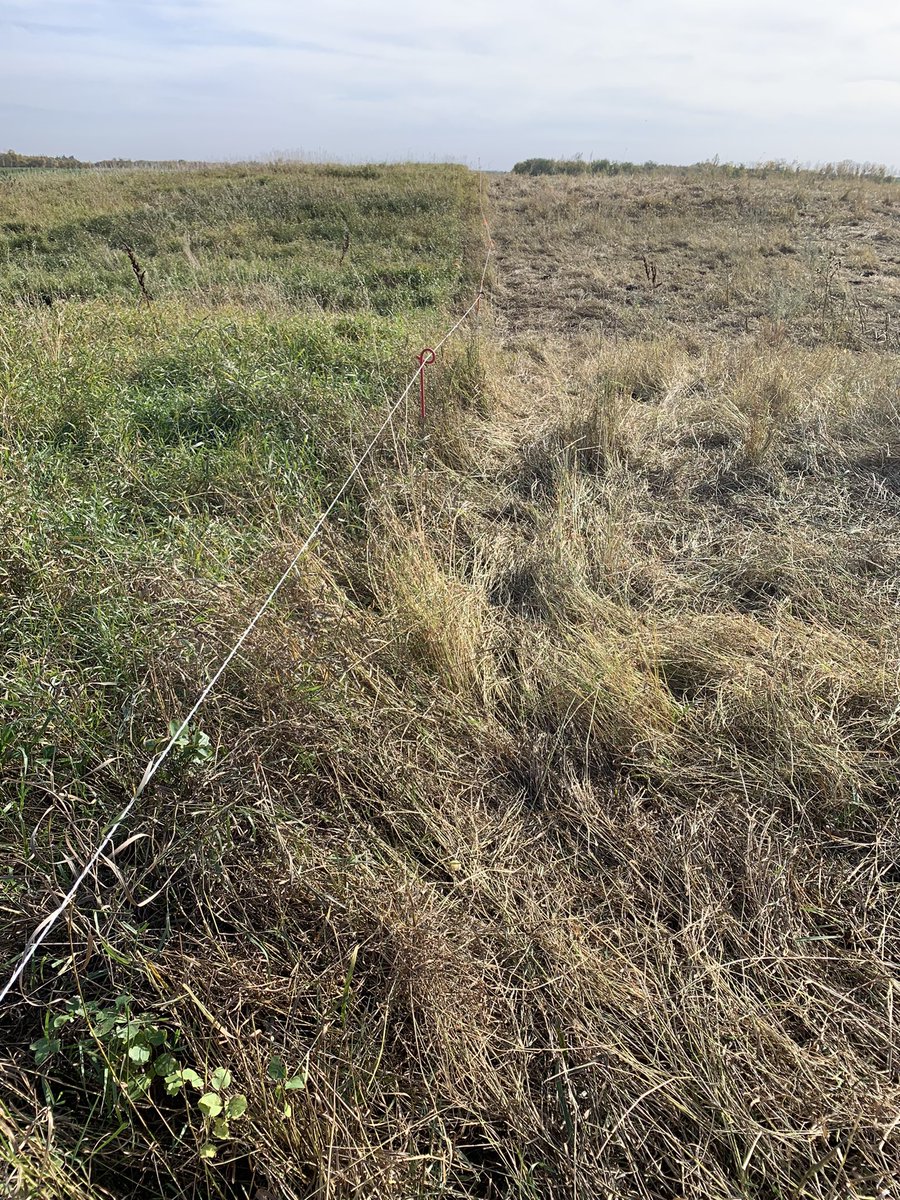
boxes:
[1,160,900,1200]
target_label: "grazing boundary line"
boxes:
[0,245,492,1006]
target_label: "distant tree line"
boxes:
[512,155,896,181]
[0,150,198,169]
[512,157,655,176]
[0,150,89,168]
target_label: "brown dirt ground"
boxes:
[490,171,900,348]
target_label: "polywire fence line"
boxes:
[0,258,491,1006]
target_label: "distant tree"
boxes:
[512,158,556,176]
[0,149,89,168]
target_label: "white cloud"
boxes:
[1,0,898,165]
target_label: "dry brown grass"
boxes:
[492,170,900,349]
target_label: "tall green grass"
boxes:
[0,163,479,307]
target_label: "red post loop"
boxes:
[416,348,436,421]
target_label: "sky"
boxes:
[2,0,899,169]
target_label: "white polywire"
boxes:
[0,279,488,1005]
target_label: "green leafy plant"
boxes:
[158,1062,249,1157]
[147,720,213,768]
[32,996,247,1159]
[31,993,179,1104]
[187,1066,249,1158]
[266,1055,308,1118]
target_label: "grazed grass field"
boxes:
[493,168,900,346]
[2,162,900,1200]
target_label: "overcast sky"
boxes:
[2,0,899,168]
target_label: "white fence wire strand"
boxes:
[0,261,490,1005]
